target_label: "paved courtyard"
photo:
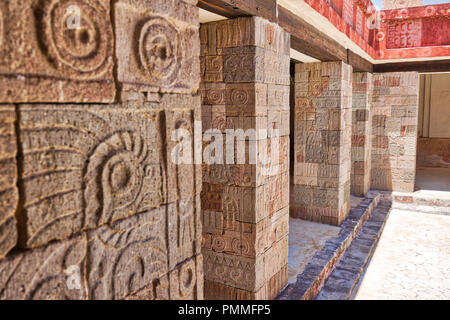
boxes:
[355,209,450,300]
[288,196,363,284]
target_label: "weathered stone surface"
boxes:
[0,234,88,300]
[87,206,168,300]
[293,62,353,225]
[0,0,115,103]
[203,235,288,294]
[0,105,18,258]
[203,249,265,292]
[18,102,184,248]
[165,106,201,203]
[168,196,202,269]
[205,263,288,300]
[351,72,372,197]
[115,0,200,97]
[201,16,290,299]
[87,203,203,300]
[371,72,419,192]
[0,0,203,301]
[169,254,203,300]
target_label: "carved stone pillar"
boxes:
[351,72,373,196]
[292,62,353,226]
[371,72,419,192]
[200,17,290,299]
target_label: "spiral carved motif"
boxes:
[230,89,249,105]
[206,89,225,104]
[232,238,250,255]
[84,131,151,228]
[138,17,180,86]
[42,0,113,77]
[211,236,226,252]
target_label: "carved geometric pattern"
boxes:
[41,0,114,78]
[386,20,422,49]
[200,16,290,299]
[293,62,352,226]
[0,0,115,103]
[18,105,163,248]
[115,0,200,95]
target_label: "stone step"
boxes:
[315,198,392,300]
[391,191,450,215]
[277,192,387,300]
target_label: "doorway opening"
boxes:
[416,73,450,194]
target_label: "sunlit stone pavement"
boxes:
[355,209,450,300]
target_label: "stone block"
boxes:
[17,98,200,249]
[87,206,167,299]
[168,199,202,269]
[17,103,165,248]
[0,106,18,258]
[0,0,115,103]
[203,249,265,292]
[293,62,352,224]
[0,234,87,299]
[200,16,289,299]
[115,0,199,98]
[370,72,418,192]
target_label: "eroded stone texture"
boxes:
[351,72,372,196]
[115,0,200,98]
[293,62,353,226]
[371,72,418,192]
[18,103,161,248]
[17,96,201,249]
[88,204,202,300]
[200,17,290,299]
[0,0,115,103]
[0,105,18,258]
[0,0,203,301]
[8,98,202,298]
[0,234,88,300]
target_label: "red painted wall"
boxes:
[303,0,450,60]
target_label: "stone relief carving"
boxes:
[19,105,163,248]
[0,106,18,258]
[41,0,114,78]
[138,17,180,87]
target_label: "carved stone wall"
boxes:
[371,72,419,192]
[0,0,202,300]
[199,17,290,299]
[351,72,372,197]
[382,0,422,10]
[293,62,353,226]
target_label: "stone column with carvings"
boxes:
[371,72,419,192]
[199,17,290,299]
[292,62,353,226]
[351,72,373,196]
[0,0,203,300]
